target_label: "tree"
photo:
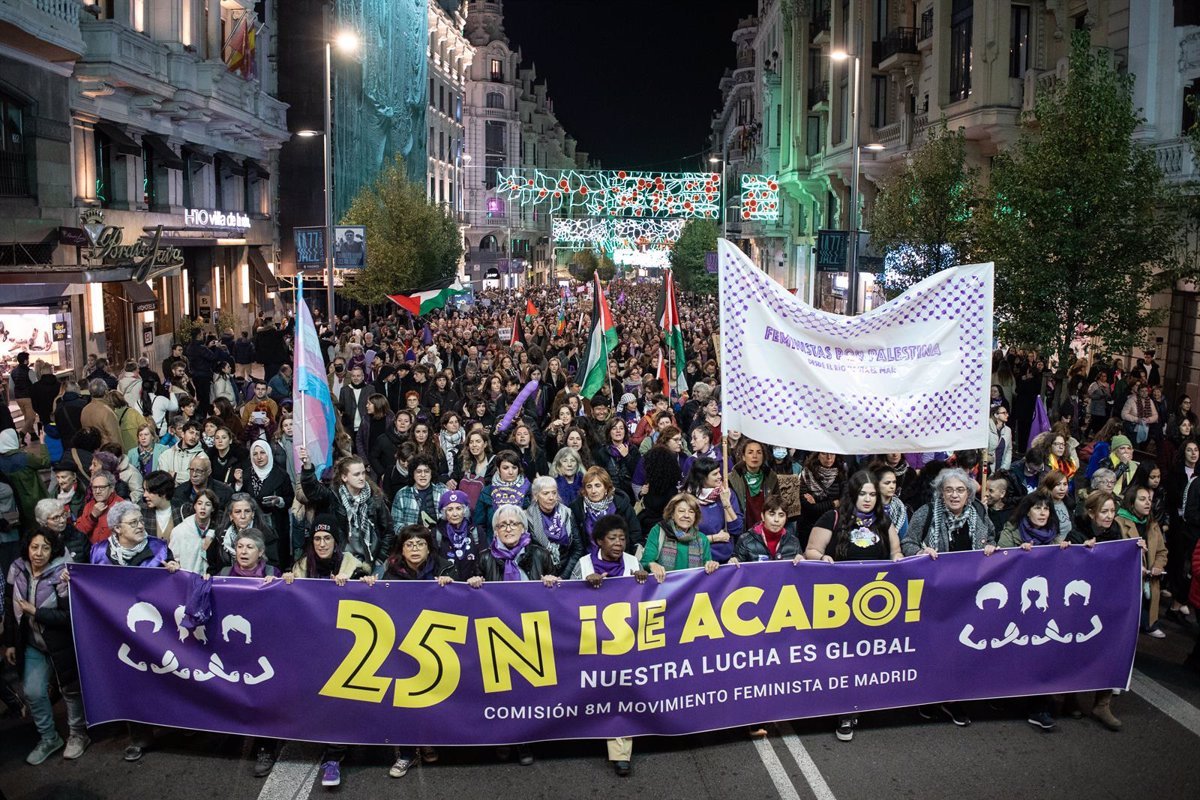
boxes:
[597,252,617,282]
[339,156,462,304]
[567,249,599,282]
[869,120,978,294]
[975,31,1184,368]
[670,219,718,295]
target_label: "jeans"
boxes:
[23,646,85,741]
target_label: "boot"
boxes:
[1092,691,1122,731]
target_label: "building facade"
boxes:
[428,0,474,216]
[461,0,590,289]
[0,0,288,374]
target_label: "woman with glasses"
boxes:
[476,505,557,766]
[32,498,88,563]
[74,469,126,545]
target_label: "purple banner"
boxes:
[70,542,1141,746]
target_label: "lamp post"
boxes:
[709,155,727,239]
[830,49,861,315]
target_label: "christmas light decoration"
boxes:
[498,169,723,219]
[740,174,780,221]
[552,218,684,250]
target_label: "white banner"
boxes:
[718,239,993,455]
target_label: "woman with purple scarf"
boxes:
[525,477,584,577]
[474,451,531,542]
[434,490,485,581]
[476,504,558,766]
[685,457,743,563]
[215,528,282,579]
[569,466,643,551]
[569,514,651,777]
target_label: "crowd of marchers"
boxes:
[2,281,1198,790]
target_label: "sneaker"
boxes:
[517,745,534,766]
[614,760,631,777]
[389,755,414,778]
[63,733,91,760]
[1145,627,1167,639]
[26,735,64,765]
[1027,711,1056,731]
[321,760,341,787]
[835,717,856,742]
[254,750,276,778]
[939,704,971,727]
[123,745,144,762]
[419,746,438,763]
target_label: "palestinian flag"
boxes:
[578,272,617,399]
[387,282,467,317]
[656,347,670,393]
[510,314,523,347]
[659,270,688,397]
[526,298,539,319]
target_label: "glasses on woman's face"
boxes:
[496,520,523,531]
[942,486,969,496]
[122,517,145,530]
[402,540,429,550]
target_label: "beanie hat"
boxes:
[1110,434,1133,450]
[312,513,338,537]
[618,392,637,408]
[439,489,470,512]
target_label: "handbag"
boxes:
[1135,422,1149,444]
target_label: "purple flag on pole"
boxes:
[1027,396,1050,451]
[420,323,433,345]
[292,280,336,476]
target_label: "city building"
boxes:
[428,0,474,218]
[461,0,591,289]
[0,0,288,373]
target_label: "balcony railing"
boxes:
[874,27,919,66]
[919,8,934,41]
[808,81,829,109]
[1154,139,1198,184]
[0,151,30,197]
[32,0,78,24]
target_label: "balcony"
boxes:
[1021,57,1069,112]
[0,0,85,69]
[875,27,919,71]
[1154,139,1198,186]
[810,10,831,44]
[808,81,829,110]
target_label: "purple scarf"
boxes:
[489,532,531,581]
[1018,516,1058,545]
[231,559,267,578]
[442,519,473,561]
[591,553,627,578]
[541,507,571,546]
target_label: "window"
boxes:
[874,0,889,44]
[776,105,782,146]
[485,121,506,155]
[0,93,28,197]
[871,75,888,128]
[439,85,445,113]
[439,131,445,161]
[486,91,505,109]
[490,58,503,82]
[949,0,973,102]
[737,97,753,126]
[1183,78,1200,135]
[94,129,114,208]
[485,156,504,189]
[429,78,435,107]
[806,115,822,156]
[455,94,462,122]
[1009,5,1031,79]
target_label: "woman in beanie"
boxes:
[289,514,369,582]
[1105,435,1141,496]
[433,490,484,580]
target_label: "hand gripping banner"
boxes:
[70,541,1139,746]
[717,238,994,455]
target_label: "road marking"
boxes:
[257,742,322,800]
[777,722,838,800]
[750,735,803,800]
[1132,668,1200,738]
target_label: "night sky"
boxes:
[501,0,758,171]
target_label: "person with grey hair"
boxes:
[525,476,583,578]
[679,381,711,434]
[33,498,88,563]
[901,468,997,558]
[86,500,177,572]
[74,470,125,546]
[211,494,278,573]
[80,378,122,448]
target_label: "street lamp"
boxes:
[830,49,862,315]
[709,155,727,239]
[318,24,359,325]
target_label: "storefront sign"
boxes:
[816,229,849,273]
[294,227,326,269]
[59,227,91,247]
[79,208,184,281]
[184,208,251,230]
[52,321,67,341]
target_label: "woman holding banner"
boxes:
[640,494,721,581]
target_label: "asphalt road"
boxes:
[3,615,1199,800]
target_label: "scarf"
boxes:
[439,428,466,457]
[890,458,909,480]
[1048,453,1076,480]
[231,559,267,578]
[107,533,148,566]
[926,497,982,552]
[338,484,376,555]
[250,442,273,483]
[743,470,764,497]
[884,496,908,534]
[441,519,473,562]
[490,475,530,507]
[1117,507,1147,530]
[582,493,617,532]
[1018,516,1058,545]
[540,506,571,546]
[753,522,784,558]
[695,486,720,505]
[801,464,839,497]
[656,522,704,571]
[137,447,154,474]
[591,552,627,578]
[556,474,582,505]
[993,434,1007,469]
[1137,394,1152,420]
[489,532,531,581]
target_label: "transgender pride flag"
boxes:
[292,279,336,476]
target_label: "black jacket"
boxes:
[592,443,639,499]
[54,391,88,443]
[30,374,60,426]
[254,325,288,365]
[172,478,234,519]
[240,465,295,565]
[300,465,394,567]
[477,542,555,582]
[735,525,804,562]
[3,559,79,691]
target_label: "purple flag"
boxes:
[70,542,1140,746]
[1028,396,1050,451]
[421,322,433,345]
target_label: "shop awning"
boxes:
[142,134,184,170]
[121,280,158,314]
[245,159,270,179]
[95,122,142,157]
[217,153,247,176]
[182,145,213,166]
[249,247,278,290]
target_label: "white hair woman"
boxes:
[525,476,583,578]
[901,468,997,558]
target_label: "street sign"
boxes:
[816,229,848,273]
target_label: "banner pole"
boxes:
[979,447,988,499]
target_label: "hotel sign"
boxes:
[80,208,184,281]
[184,208,251,229]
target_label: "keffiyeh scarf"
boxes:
[338,484,376,554]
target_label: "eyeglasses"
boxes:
[122,518,145,529]
[91,483,112,491]
[402,540,429,550]
[942,486,969,496]
[47,512,67,522]
[496,520,524,530]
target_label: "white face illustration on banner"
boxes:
[957,576,1102,651]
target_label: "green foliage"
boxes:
[870,120,978,294]
[597,253,616,282]
[973,31,1183,365]
[339,156,462,304]
[175,316,201,346]
[567,249,599,282]
[670,219,718,295]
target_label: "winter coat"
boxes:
[592,443,640,499]
[89,535,173,567]
[735,524,803,563]
[524,502,584,578]
[3,556,78,690]
[300,465,394,568]
[569,491,643,550]
[477,541,555,582]
[1115,514,1168,627]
